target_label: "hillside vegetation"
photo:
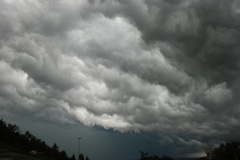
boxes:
[0,119,75,160]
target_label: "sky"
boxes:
[1,0,240,159]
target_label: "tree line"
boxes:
[210,141,240,160]
[0,119,86,160]
[138,140,240,160]
[139,151,173,160]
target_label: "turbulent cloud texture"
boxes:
[1,0,240,156]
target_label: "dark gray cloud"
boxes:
[1,0,240,159]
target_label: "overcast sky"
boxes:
[1,0,240,159]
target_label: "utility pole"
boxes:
[77,138,82,160]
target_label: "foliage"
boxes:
[139,151,173,160]
[79,154,84,160]
[78,154,90,160]
[211,141,240,160]
[70,154,76,160]
[0,119,70,160]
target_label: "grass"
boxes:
[0,142,53,160]
[0,152,44,160]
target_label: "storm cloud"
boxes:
[1,0,240,158]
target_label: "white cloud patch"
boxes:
[204,82,232,107]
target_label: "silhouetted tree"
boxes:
[211,141,240,160]
[71,154,76,160]
[139,151,173,160]
[0,119,8,142]
[79,154,84,160]
[8,124,20,133]
[51,143,59,157]
[140,151,149,160]
[58,150,68,160]
[161,155,173,160]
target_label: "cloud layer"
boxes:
[1,0,240,156]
